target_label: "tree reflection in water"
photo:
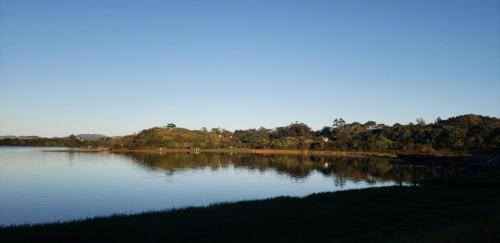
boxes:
[116,152,443,185]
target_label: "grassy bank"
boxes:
[202,148,397,157]
[74,147,398,158]
[2,181,500,243]
[74,147,489,158]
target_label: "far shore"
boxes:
[67,147,483,158]
[67,147,397,157]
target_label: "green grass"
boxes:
[2,179,500,243]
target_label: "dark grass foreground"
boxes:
[2,171,500,243]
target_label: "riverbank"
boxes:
[2,174,500,243]
[118,148,397,157]
[4,144,488,158]
[73,147,480,158]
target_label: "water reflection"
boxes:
[0,148,445,226]
[119,152,441,186]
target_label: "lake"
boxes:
[0,147,427,226]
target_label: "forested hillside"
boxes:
[1,114,499,154]
[106,114,500,154]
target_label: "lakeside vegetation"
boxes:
[1,114,499,155]
[2,168,499,243]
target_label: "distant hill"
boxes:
[0,136,16,140]
[75,134,108,141]
[0,134,108,141]
[0,135,42,140]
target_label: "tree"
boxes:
[271,122,312,139]
[318,126,333,139]
[416,118,426,126]
[233,128,271,149]
[211,128,222,134]
[364,121,377,130]
[333,118,346,130]
[166,123,176,128]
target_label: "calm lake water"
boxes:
[0,147,426,226]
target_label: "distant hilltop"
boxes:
[0,134,108,142]
[0,135,43,140]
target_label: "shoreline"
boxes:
[68,147,484,158]
[1,145,488,158]
[110,148,398,158]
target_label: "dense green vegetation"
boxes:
[229,114,500,154]
[2,168,499,243]
[2,114,499,154]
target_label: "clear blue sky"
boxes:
[1,0,499,137]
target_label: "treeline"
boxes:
[0,135,101,147]
[108,114,500,154]
[1,114,499,154]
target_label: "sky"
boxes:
[1,0,499,137]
